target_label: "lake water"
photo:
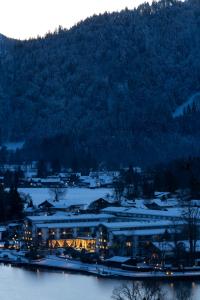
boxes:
[1,265,200,300]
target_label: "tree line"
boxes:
[113,157,200,202]
[0,185,24,222]
[0,0,200,167]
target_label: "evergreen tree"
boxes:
[37,160,48,178]
[0,184,8,221]
[51,159,61,174]
[1,0,200,167]
[8,186,24,219]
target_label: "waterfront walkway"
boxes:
[1,250,200,280]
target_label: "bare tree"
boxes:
[49,187,67,202]
[113,178,124,203]
[182,202,200,265]
[111,281,165,300]
[170,220,186,267]
[173,283,193,300]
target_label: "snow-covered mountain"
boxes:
[1,0,200,166]
[0,33,7,41]
[0,34,12,56]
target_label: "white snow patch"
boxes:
[3,141,25,151]
[172,92,200,118]
[19,187,112,208]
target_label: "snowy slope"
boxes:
[172,92,200,118]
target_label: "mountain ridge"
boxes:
[0,0,200,167]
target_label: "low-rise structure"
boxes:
[23,208,181,258]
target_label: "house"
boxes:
[38,200,54,210]
[87,198,113,212]
[30,177,65,187]
[145,202,166,211]
[151,240,200,261]
[104,256,135,268]
[66,204,85,213]
[154,192,171,200]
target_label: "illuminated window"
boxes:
[126,242,132,247]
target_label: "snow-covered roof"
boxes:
[31,178,63,183]
[155,192,170,197]
[153,240,200,253]
[102,206,182,219]
[151,199,177,207]
[27,213,113,223]
[112,230,135,236]
[19,187,112,208]
[8,223,20,227]
[36,221,100,229]
[105,256,131,263]
[0,226,6,232]
[80,174,114,187]
[101,220,171,230]
[134,199,147,209]
[132,228,165,236]
[112,228,165,236]
[24,207,36,212]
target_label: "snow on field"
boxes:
[19,187,113,207]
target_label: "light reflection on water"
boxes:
[0,265,200,300]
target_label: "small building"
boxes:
[88,198,113,212]
[38,200,54,210]
[104,256,135,268]
[30,177,64,187]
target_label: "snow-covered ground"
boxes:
[19,187,113,207]
[1,250,200,280]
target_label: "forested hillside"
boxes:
[1,0,200,168]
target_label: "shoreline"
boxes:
[2,254,200,281]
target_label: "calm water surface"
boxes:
[0,265,200,300]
